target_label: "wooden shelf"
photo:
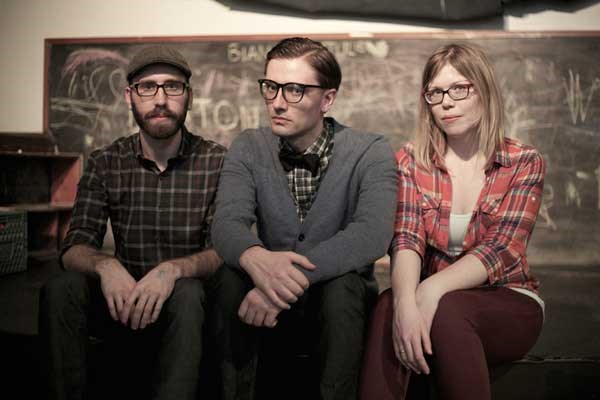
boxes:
[0,151,81,159]
[2,203,75,212]
[0,149,82,259]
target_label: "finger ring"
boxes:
[400,348,406,354]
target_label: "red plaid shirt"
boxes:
[391,138,545,293]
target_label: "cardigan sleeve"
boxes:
[211,132,264,268]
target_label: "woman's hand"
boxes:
[392,297,432,375]
[415,278,443,335]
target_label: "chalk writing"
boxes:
[227,43,272,63]
[563,70,600,125]
[45,35,600,265]
[227,40,390,64]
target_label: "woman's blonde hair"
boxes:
[414,43,506,171]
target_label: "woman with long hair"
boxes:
[360,43,545,400]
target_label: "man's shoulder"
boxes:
[332,119,387,146]
[186,132,228,157]
[331,121,393,163]
[88,133,137,161]
[229,127,275,151]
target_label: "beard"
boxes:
[131,103,188,140]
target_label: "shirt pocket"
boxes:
[418,193,440,240]
[478,194,504,237]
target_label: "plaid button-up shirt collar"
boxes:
[280,118,334,222]
[392,138,544,293]
[431,143,512,172]
[131,127,194,172]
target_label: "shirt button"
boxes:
[422,202,427,207]
[298,234,305,242]
[531,196,536,201]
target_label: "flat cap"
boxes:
[126,45,191,81]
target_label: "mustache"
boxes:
[145,108,177,120]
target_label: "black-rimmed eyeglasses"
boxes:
[423,84,473,105]
[258,79,323,103]
[130,81,189,97]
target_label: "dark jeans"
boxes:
[39,270,206,400]
[208,266,378,400]
[359,287,543,400]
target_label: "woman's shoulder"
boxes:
[395,141,416,164]
[503,137,544,166]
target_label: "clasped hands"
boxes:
[96,258,178,330]
[392,279,442,375]
[238,246,316,328]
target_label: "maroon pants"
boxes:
[359,286,543,400]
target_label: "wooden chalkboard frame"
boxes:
[44,31,600,266]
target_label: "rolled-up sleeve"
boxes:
[60,152,109,264]
[389,147,426,259]
[467,151,545,285]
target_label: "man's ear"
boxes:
[187,87,193,110]
[125,85,133,108]
[321,88,337,114]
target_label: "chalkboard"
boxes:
[45,32,600,266]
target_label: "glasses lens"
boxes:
[448,84,470,100]
[136,82,158,96]
[163,81,186,95]
[424,89,443,104]
[260,80,279,100]
[282,83,304,103]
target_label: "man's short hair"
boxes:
[265,37,342,90]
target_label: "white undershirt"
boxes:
[448,212,471,257]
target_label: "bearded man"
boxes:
[39,45,226,400]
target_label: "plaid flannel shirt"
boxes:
[280,118,334,222]
[391,137,545,293]
[61,127,226,279]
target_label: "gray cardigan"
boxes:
[212,118,398,284]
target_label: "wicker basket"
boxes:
[0,210,27,275]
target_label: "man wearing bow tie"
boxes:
[210,37,398,400]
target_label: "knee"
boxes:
[209,266,249,313]
[320,273,368,325]
[40,270,89,312]
[430,290,472,345]
[211,266,248,293]
[165,278,206,323]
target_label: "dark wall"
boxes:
[46,33,600,266]
[252,0,503,20]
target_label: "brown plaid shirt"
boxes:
[280,118,334,222]
[61,127,226,279]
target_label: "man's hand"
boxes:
[95,258,136,322]
[239,246,316,309]
[238,288,283,328]
[119,262,179,330]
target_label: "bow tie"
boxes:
[279,148,320,176]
